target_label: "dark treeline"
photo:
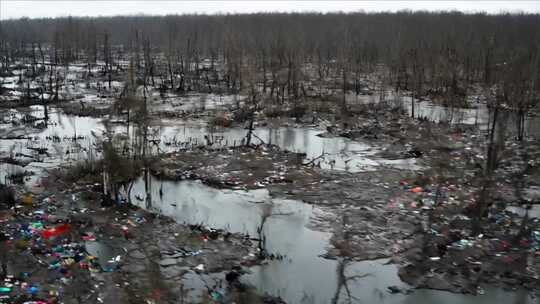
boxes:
[1,11,540,125]
[2,12,540,62]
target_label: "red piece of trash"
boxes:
[41,224,70,240]
[82,235,96,241]
[410,187,423,193]
[499,240,510,251]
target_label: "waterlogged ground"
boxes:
[400,95,540,137]
[0,106,103,185]
[128,178,537,304]
[1,94,539,303]
[0,106,421,176]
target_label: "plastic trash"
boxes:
[41,223,70,240]
[108,255,121,263]
[70,194,76,208]
[477,286,485,295]
[533,231,540,242]
[451,239,474,250]
[52,245,64,253]
[81,232,96,241]
[211,290,223,301]
[26,286,39,295]
[30,222,44,230]
[121,226,131,239]
[195,264,205,271]
[62,258,76,267]
[48,261,61,270]
[497,240,510,251]
[22,194,33,205]
[0,287,11,293]
[410,187,423,193]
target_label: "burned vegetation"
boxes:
[0,11,539,304]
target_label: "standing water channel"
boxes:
[130,178,535,304]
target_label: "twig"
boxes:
[251,133,266,145]
[303,152,328,166]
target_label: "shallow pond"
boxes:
[1,106,421,176]
[152,120,421,172]
[399,96,540,138]
[0,107,104,186]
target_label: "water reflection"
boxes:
[154,122,420,172]
[130,177,536,304]
[400,96,540,138]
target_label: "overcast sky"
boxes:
[1,1,540,20]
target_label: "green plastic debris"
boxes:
[0,287,11,293]
[31,222,44,229]
[210,290,222,301]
